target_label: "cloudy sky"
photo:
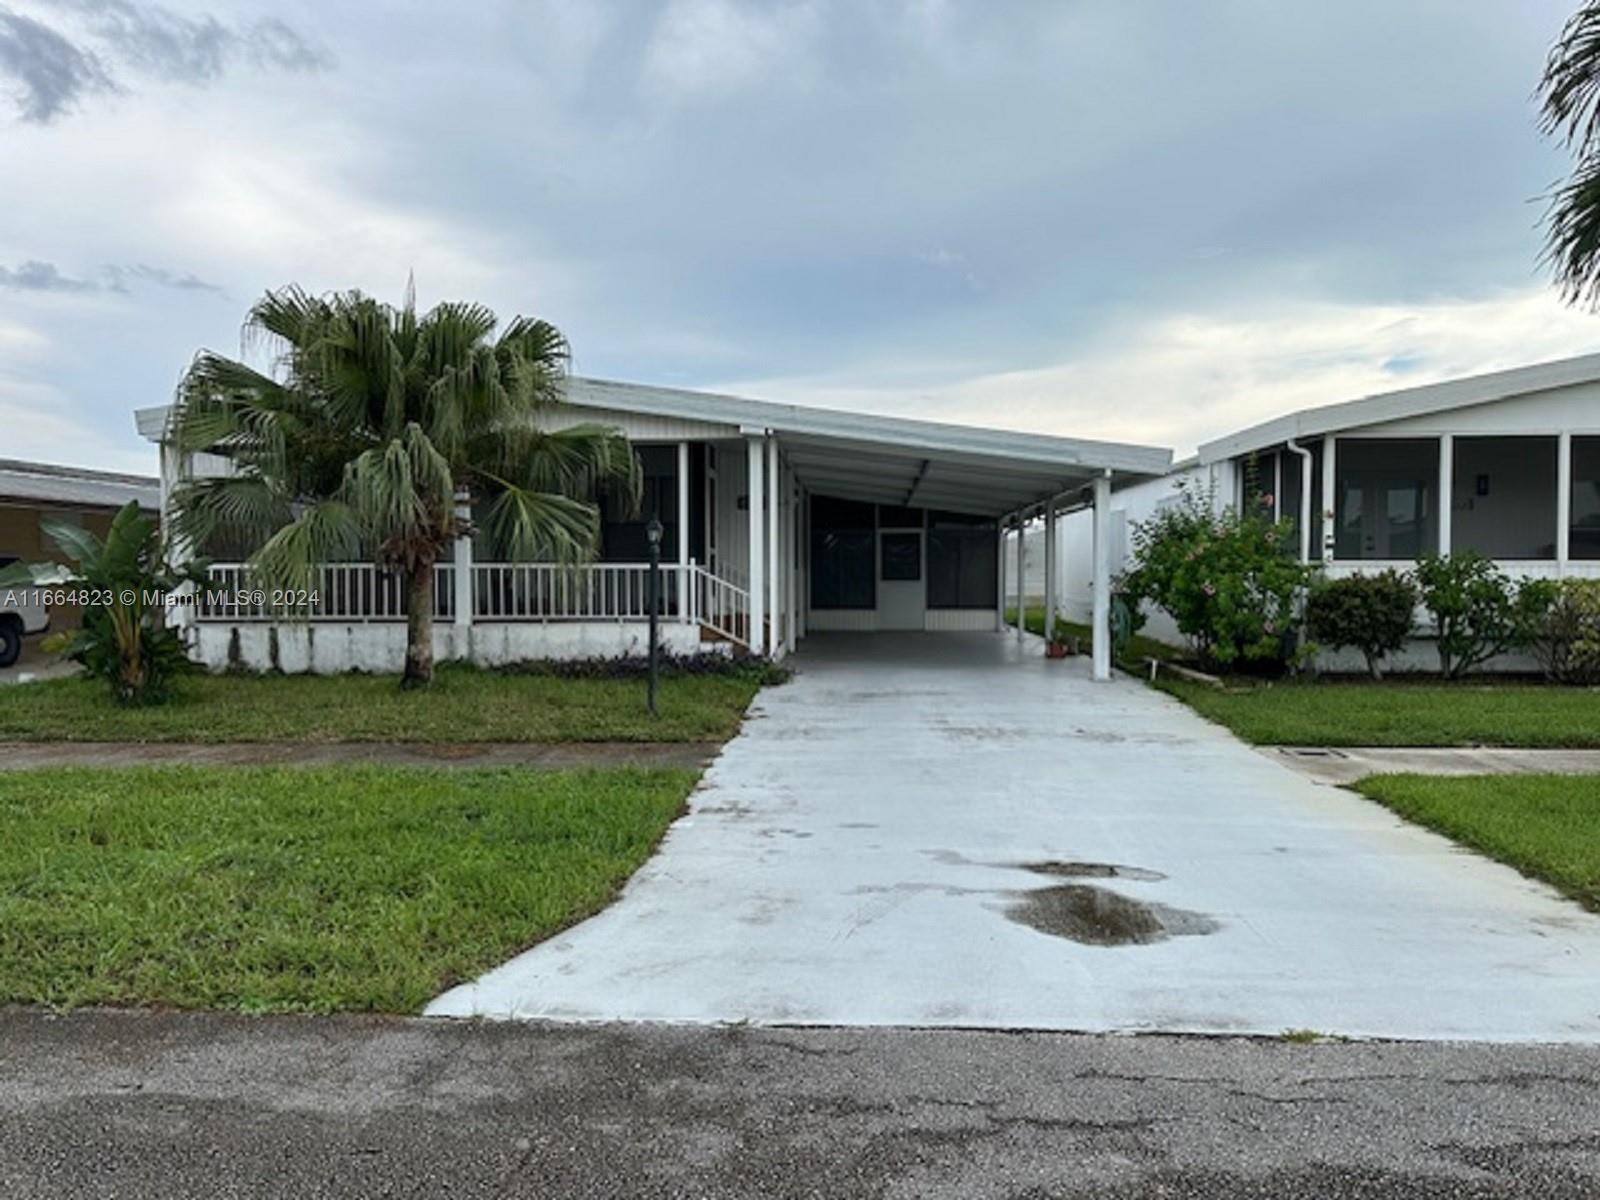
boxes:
[2,0,1597,474]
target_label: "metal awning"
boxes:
[565,377,1172,516]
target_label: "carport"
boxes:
[552,380,1173,679]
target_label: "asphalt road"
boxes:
[3,1010,1599,1198]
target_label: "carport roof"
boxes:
[566,377,1173,517]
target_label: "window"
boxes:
[600,445,678,562]
[810,495,875,609]
[881,532,921,580]
[1574,436,1600,560]
[926,511,998,609]
[1334,438,1438,560]
[1452,436,1557,560]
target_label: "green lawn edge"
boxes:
[1354,772,1600,912]
[0,667,766,744]
[0,764,700,1013]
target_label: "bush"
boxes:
[1412,552,1534,679]
[1525,578,1600,684]
[1123,481,1311,670]
[1304,571,1418,680]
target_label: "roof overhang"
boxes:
[565,377,1172,517]
[0,458,159,510]
[1196,351,1600,465]
[134,377,1175,519]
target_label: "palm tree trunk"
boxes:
[402,562,435,689]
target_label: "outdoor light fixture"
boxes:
[646,515,663,716]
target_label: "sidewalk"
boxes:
[1265,746,1600,786]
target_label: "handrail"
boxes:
[195,561,753,647]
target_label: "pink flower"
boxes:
[1202,582,1216,596]
[1261,493,1274,507]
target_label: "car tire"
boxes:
[0,619,20,669]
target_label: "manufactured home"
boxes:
[136,380,1170,680]
[1050,354,1600,668]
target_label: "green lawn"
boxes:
[1355,773,1600,911]
[1006,606,1180,665]
[1159,677,1600,748]
[0,765,696,1012]
[0,667,764,743]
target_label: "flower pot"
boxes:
[1045,640,1069,659]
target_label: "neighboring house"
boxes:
[135,379,1171,680]
[1054,353,1600,669]
[0,457,161,643]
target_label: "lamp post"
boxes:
[646,515,663,717]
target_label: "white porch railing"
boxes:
[196,563,457,622]
[473,562,685,621]
[196,561,753,648]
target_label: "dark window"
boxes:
[927,514,999,609]
[881,532,921,580]
[877,505,924,529]
[1335,438,1438,560]
[810,494,875,609]
[1574,436,1600,560]
[1452,436,1557,560]
[601,445,678,562]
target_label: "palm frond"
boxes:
[479,485,600,564]
[249,500,363,593]
[1542,3,1600,152]
[1543,153,1600,306]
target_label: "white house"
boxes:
[135,379,1171,681]
[1053,353,1600,667]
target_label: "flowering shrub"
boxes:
[1122,481,1312,670]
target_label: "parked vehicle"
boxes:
[0,555,49,667]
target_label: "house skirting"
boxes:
[192,621,712,675]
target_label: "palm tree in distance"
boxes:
[170,283,640,687]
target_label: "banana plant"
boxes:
[0,502,209,704]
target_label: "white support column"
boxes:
[1092,473,1112,682]
[1043,503,1057,646]
[746,433,766,656]
[452,491,472,648]
[1437,434,1453,558]
[798,488,809,639]
[676,441,690,622]
[1015,513,1026,643]
[1321,435,1337,564]
[995,514,1008,633]
[1558,431,1573,574]
[767,436,780,658]
[787,477,799,653]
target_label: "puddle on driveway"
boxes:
[1008,884,1219,946]
[1021,861,1167,883]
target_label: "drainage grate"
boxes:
[1283,747,1349,759]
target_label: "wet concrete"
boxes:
[1008,883,1219,946]
[429,631,1600,1040]
[1021,860,1167,882]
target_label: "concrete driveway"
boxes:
[429,633,1600,1041]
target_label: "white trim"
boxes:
[1437,434,1453,557]
[1197,353,1600,464]
[1091,473,1111,682]
[747,433,766,656]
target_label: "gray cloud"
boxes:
[0,259,223,295]
[66,0,331,82]
[0,0,329,121]
[0,6,114,121]
[0,259,99,290]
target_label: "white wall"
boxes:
[190,621,710,674]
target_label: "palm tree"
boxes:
[1541,2,1600,304]
[170,284,640,688]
